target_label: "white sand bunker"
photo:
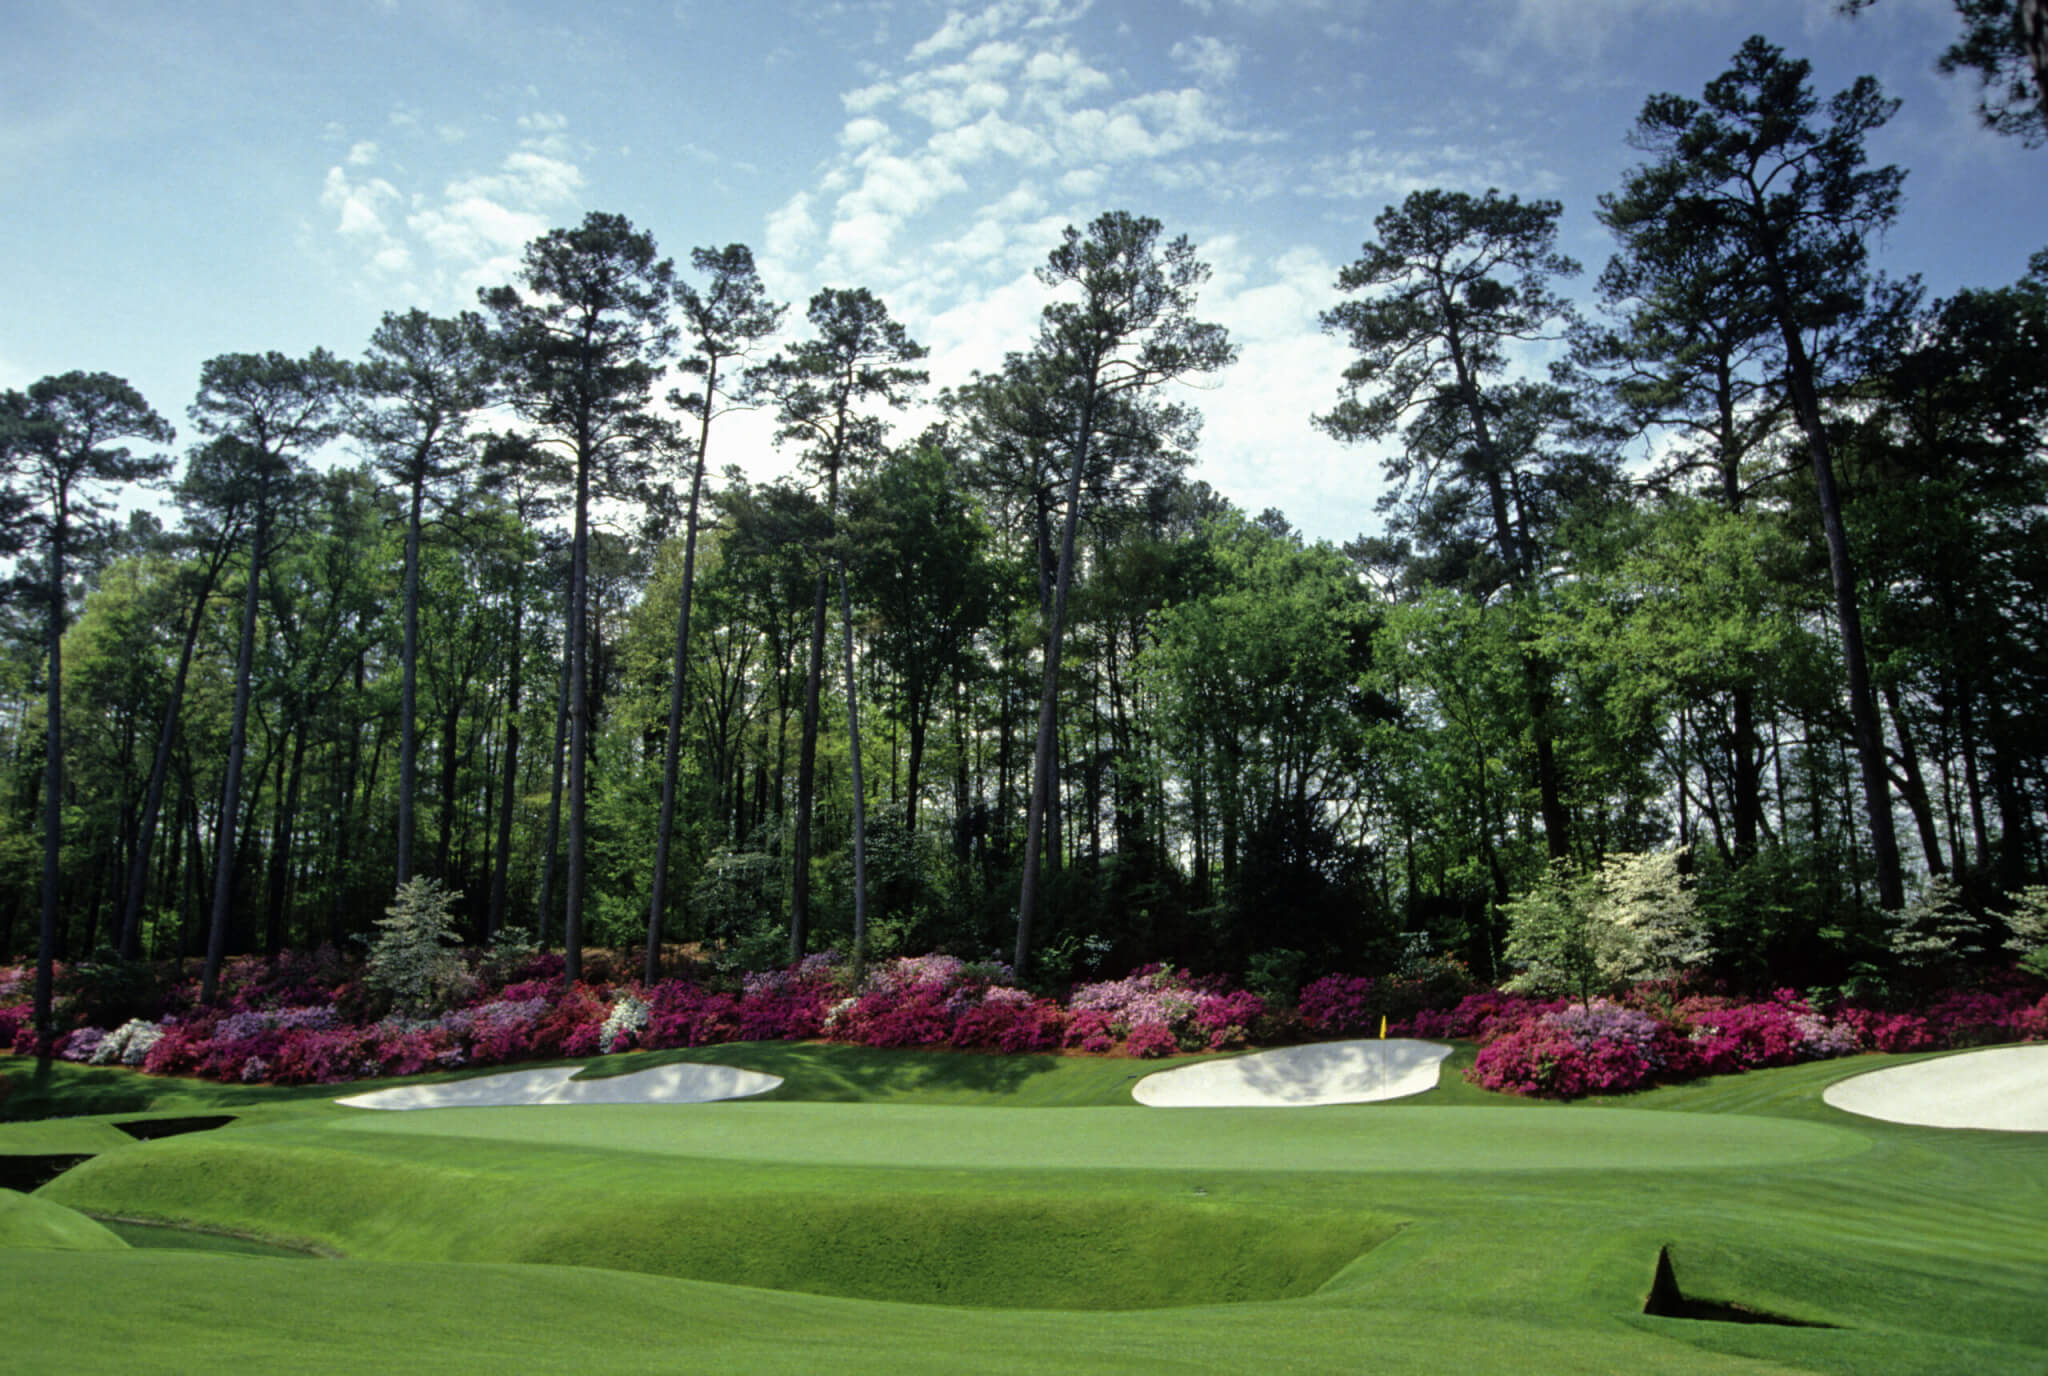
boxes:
[335,1062,782,1111]
[1821,1044,2048,1132]
[1133,1039,1453,1108]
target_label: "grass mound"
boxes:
[7,1045,2048,1372]
[0,1187,130,1252]
[41,1117,1395,1308]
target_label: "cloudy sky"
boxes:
[5,0,2041,545]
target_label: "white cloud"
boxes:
[841,116,892,148]
[1021,46,1112,99]
[1170,34,1241,85]
[1185,241,1382,544]
[320,165,411,274]
[1302,140,1563,201]
[908,1,1086,60]
[1459,0,1734,82]
[319,113,587,301]
[927,110,1053,165]
[1058,164,1107,197]
[763,191,819,266]
[844,80,899,113]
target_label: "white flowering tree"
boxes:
[1888,875,1986,973]
[367,877,466,1018]
[2003,885,2048,978]
[1504,850,1709,1004]
[1588,849,1711,985]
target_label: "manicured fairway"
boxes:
[6,1043,2047,1374]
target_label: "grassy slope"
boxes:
[4,1043,2046,1374]
[0,1187,130,1251]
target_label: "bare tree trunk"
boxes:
[119,546,230,958]
[34,519,69,1063]
[790,572,828,960]
[488,589,524,942]
[646,382,717,983]
[204,494,270,1004]
[536,641,570,949]
[397,478,424,885]
[1015,394,1095,975]
[564,455,591,982]
[1775,319,1904,908]
[838,563,870,975]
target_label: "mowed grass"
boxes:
[5,1042,2047,1374]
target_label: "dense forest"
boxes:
[4,36,2045,1031]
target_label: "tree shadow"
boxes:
[638,1042,1066,1101]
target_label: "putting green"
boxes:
[329,1101,1870,1173]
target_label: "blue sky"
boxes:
[4,0,2041,544]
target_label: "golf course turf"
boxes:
[4,1042,2045,1374]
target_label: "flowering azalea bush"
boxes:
[2,945,2044,1097]
[825,954,1064,1052]
[1298,974,1377,1035]
[1068,965,1264,1052]
[1470,1000,1666,1097]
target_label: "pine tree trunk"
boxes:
[397,478,424,885]
[34,516,68,1063]
[838,563,870,975]
[646,377,716,984]
[204,493,270,1004]
[790,571,828,960]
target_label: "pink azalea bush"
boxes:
[826,955,1065,1052]
[3,947,2044,1098]
[1068,965,1266,1052]
[1299,956,1476,1037]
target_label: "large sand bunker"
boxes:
[335,1061,782,1110]
[1133,1039,1453,1108]
[1821,1044,2048,1132]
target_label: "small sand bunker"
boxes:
[1821,1044,2048,1132]
[336,1062,782,1111]
[1133,1039,1453,1108]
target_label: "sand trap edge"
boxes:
[1133,1039,1454,1108]
[1820,1044,2048,1132]
[336,1062,783,1110]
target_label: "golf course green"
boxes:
[4,1042,2044,1374]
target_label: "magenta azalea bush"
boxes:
[1068,965,1267,1052]
[1461,978,2048,1098]
[2,946,2044,1100]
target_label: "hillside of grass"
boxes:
[4,1043,2046,1374]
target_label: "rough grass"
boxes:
[5,1042,2047,1374]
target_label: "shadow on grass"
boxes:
[1643,1245,1836,1328]
[0,1154,96,1191]
[111,1115,236,1141]
[628,1041,1069,1101]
